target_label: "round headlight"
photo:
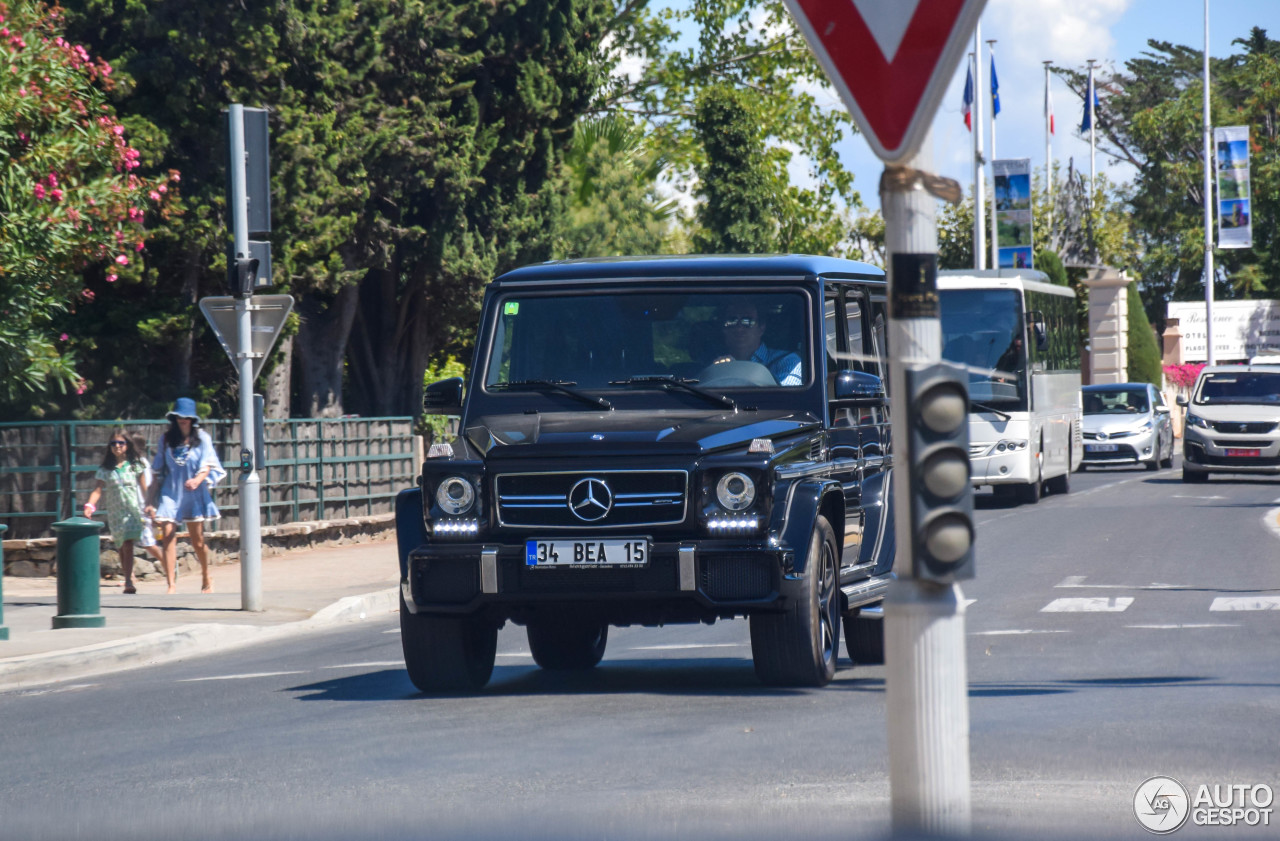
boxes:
[435,476,475,515]
[716,472,756,511]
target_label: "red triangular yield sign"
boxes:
[784,0,987,162]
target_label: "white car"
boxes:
[1177,364,1280,482]
[1081,383,1174,470]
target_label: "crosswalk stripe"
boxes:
[1210,596,1280,611]
[1041,597,1133,613]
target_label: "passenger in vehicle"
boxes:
[714,300,803,385]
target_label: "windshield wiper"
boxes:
[491,379,612,410]
[969,400,1012,421]
[609,374,737,411]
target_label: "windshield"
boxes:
[1195,372,1280,405]
[485,290,811,390]
[1084,389,1150,414]
[940,288,1026,408]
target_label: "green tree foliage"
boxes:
[0,0,174,415]
[692,85,774,253]
[1056,29,1280,327]
[1126,282,1164,385]
[600,0,865,256]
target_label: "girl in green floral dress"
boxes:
[84,429,149,594]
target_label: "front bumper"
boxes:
[1183,425,1280,474]
[402,540,796,619]
[1081,428,1158,465]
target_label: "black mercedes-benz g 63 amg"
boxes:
[396,255,896,691]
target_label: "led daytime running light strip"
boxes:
[707,516,759,531]
[434,519,479,535]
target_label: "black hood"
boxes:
[463,409,820,457]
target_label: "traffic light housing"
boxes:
[228,256,259,298]
[903,361,975,583]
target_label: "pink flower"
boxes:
[47,173,57,187]
[115,254,128,265]
[1,28,9,37]
[59,333,68,341]
[112,125,124,136]
[106,274,117,283]
[158,185,167,193]
[148,190,160,201]
[134,241,144,252]
[17,87,25,97]
[50,188,63,202]
[82,289,95,301]
[33,184,45,199]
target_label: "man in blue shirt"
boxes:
[717,301,803,386]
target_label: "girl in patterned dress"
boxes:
[84,429,149,594]
[145,398,225,594]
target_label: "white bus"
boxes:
[938,270,1083,504]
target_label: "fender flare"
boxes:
[395,487,426,579]
[776,478,844,578]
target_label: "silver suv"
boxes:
[1081,383,1174,470]
[1177,364,1280,482]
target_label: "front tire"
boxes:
[400,595,498,694]
[527,616,609,670]
[750,515,840,687]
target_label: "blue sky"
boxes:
[840,0,1279,213]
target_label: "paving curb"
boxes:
[0,587,399,692]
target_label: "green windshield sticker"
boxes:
[504,302,520,316]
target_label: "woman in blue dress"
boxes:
[144,398,225,594]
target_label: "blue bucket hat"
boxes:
[166,397,200,422]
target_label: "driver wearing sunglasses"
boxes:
[716,301,803,386]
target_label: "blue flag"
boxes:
[990,56,1001,117]
[1081,75,1100,132]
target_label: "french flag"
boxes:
[1046,81,1055,135]
[962,63,974,131]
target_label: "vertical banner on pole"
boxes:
[1214,126,1252,249]
[993,158,1033,268]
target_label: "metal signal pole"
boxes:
[1203,0,1216,364]
[987,39,999,271]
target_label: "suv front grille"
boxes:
[496,470,688,529]
[1209,420,1276,434]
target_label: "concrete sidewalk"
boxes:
[0,538,401,691]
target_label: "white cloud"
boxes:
[989,0,1131,66]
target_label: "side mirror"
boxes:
[423,377,464,414]
[1026,310,1048,351]
[1175,394,1189,407]
[834,370,887,407]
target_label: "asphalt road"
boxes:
[3,460,1279,841]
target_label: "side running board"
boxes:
[840,573,893,611]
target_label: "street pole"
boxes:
[1044,61,1054,235]
[228,104,263,612]
[882,133,972,836]
[1087,60,1097,211]
[1203,0,1216,364]
[987,39,999,271]
[973,25,986,270]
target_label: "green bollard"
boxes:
[52,516,106,629]
[0,523,8,640]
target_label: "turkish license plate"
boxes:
[1085,443,1119,452]
[526,538,648,567]
[1225,448,1262,457]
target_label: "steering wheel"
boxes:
[694,359,777,387]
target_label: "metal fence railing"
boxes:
[0,417,420,539]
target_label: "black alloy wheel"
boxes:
[400,594,498,694]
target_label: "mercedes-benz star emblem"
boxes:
[568,477,613,522]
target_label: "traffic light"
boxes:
[903,361,975,582]
[228,256,259,298]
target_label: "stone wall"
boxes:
[2,513,394,580]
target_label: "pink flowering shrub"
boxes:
[0,0,180,400]
[1163,363,1206,391]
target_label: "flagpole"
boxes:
[973,27,986,270]
[1044,61,1053,234]
[1203,0,1216,364]
[987,39,999,270]
[1087,60,1097,210]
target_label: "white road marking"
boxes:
[495,652,533,658]
[971,629,1070,636]
[322,661,404,670]
[178,671,307,682]
[630,643,748,651]
[382,629,400,634]
[1055,576,1188,590]
[1041,597,1134,613]
[1210,597,1280,611]
[6,683,100,697]
[1170,494,1228,500]
[1125,623,1240,629]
